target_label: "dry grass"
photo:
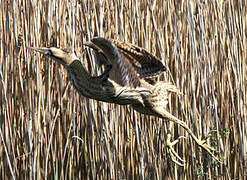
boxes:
[0,0,246,179]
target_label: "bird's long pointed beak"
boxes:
[27,47,52,55]
[27,46,75,67]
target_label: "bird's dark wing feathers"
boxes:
[84,39,141,87]
[85,38,166,87]
[111,40,166,79]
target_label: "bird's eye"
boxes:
[45,50,52,55]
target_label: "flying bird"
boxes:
[28,37,218,165]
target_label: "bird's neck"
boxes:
[68,60,92,79]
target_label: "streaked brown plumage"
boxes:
[28,37,219,165]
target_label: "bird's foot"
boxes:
[166,134,186,166]
[195,136,220,162]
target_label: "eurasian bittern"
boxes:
[28,37,218,166]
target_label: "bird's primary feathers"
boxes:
[84,37,166,87]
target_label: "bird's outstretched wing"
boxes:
[84,37,166,87]
[84,38,140,87]
[111,39,166,79]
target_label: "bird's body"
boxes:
[84,38,181,117]
[28,37,219,165]
[29,38,177,113]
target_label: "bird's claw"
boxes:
[195,136,220,162]
[166,135,186,166]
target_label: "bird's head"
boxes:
[28,47,78,68]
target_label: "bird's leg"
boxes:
[166,121,186,166]
[170,116,219,161]
[155,108,220,162]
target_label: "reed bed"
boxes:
[0,0,246,179]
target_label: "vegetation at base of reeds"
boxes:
[0,0,246,179]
